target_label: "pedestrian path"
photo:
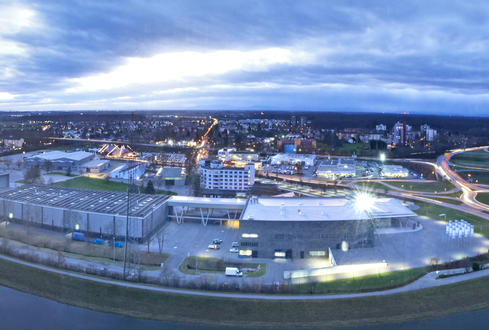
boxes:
[1,253,489,300]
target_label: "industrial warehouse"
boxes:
[0,185,169,241]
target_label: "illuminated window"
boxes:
[274,251,286,258]
[239,250,252,256]
[242,233,258,238]
[309,251,326,257]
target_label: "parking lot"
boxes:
[155,215,489,283]
[161,220,241,261]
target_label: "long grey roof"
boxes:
[0,185,169,218]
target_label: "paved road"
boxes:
[438,146,489,211]
[2,253,489,300]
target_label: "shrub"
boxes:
[472,262,480,271]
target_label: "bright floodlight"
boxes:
[355,193,374,211]
[380,153,386,162]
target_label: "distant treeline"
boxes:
[3,110,489,136]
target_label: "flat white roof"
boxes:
[167,196,247,209]
[271,153,316,160]
[241,197,416,222]
[82,159,110,167]
[27,150,93,161]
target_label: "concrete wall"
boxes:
[238,220,375,259]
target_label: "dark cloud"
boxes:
[1,0,489,113]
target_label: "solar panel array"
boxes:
[0,184,169,218]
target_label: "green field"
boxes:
[54,176,128,191]
[450,151,489,169]
[290,267,427,294]
[53,177,176,195]
[413,201,489,237]
[0,226,170,266]
[475,193,489,206]
[4,258,489,328]
[354,181,392,191]
[386,180,456,193]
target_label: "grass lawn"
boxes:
[4,258,489,328]
[54,176,129,192]
[0,226,170,266]
[450,155,489,168]
[386,180,455,193]
[290,267,427,294]
[354,181,392,191]
[475,193,489,206]
[53,176,176,195]
[178,256,266,278]
[440,191,463,198]
[413,201,489,237]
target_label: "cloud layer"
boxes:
[1,0,488,114]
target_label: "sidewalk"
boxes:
[1,252,489,300]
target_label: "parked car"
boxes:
[208,244,220,250]
[213,238,223,244]
[229,248,239,253]
[232,242,239,247]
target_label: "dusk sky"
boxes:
[1,1,488,115]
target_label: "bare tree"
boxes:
[56,249,66,268]
[64,209,83,232]
[154,179,163,191]
[23,204,37,233]
[159,264,174,286]
[429,257,441,271]
[156,228,165,254]
[44,160,54,173]
[23,167,42,184]
[4,158,12,169]
[16,159,23,169]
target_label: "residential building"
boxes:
[3,137,24,148]
[393,121,407,147]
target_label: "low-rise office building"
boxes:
[24,151,95,171]
[316,158,357,178]
[270,153,317,167]
[155,167,186,186]
[238,196,416,259]
[381,165,410,178]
